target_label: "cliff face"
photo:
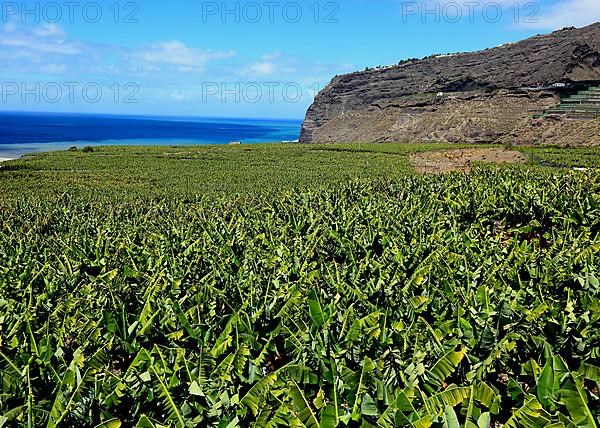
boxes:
[300,23,600,144]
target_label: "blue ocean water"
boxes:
[0,111,302,158]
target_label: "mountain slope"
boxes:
[300,23,600,144]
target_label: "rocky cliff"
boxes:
[300,23,600,144]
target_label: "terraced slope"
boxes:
[541,86,600,120]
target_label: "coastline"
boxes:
[0,139,299,160]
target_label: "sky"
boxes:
[0,0,598,119]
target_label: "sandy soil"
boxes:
[410,148,528,174]
[0,158,14,163]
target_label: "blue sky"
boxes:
[0,0,598,119]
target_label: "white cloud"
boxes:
[261,51,284,61]
[237,51,304,77]
[133,41,236,73]
[32,23,66,39]
[0,23,82,55]
[522,0,600,30]
[40,63,68,74]
[169,90,193,101]
[243,62,277,76]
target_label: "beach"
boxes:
[0,157,14,163]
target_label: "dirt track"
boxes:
[410,148,528,174]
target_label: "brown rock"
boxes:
[300,23,600,145]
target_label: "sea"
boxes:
[0,111,302,159]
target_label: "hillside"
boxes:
[300,23,600,144]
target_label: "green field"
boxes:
[0,143,474,197]
[0,144,599,427]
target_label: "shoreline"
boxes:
[0,139,298,160]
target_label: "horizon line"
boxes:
[0,109,304,123]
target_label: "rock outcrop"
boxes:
[300,23,600,144]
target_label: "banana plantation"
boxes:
[0,169,599,427]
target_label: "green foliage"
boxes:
[0,146,599,426]
[0,142,492,198]
[516,145,600,169]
